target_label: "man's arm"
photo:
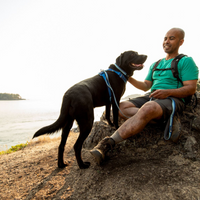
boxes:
[149,80,197,99]
[128,77,152,92]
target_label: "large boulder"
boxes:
[82,92,200,161]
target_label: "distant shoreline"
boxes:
[0,93,26,100]
[0,99,26,101]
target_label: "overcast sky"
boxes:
[0,0,199,100]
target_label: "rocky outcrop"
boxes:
[82,92,200,161]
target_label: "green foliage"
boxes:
[0,93,25,100]
[0,142,28,155]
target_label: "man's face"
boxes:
[163,29,184,54]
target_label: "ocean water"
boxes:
[0,99,105,151]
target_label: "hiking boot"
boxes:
[90,137,115,165]
[170,115,181,143]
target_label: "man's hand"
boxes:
[128,77,152,92]
[149,89,170,99]
[149,80,197,99]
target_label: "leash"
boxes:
[150,96,176,140]
[164,97,176,140]
[99,64,130,119]
[114,63,128,77]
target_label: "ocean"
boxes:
[0,99,105,151]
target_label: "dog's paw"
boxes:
[108,122,114,127]
[114,125,119,129]
[58,161,68,168]
[79,162,90,169]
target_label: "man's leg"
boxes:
[90,101,163,164]
[118,94,151,120]
[118,101,139,119]
[113,101,163,140]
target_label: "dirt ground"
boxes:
[0,125,200,200]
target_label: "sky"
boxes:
[0,0,200,100]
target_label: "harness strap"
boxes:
[152,54,186,85]
[171,54,186,85]
[107,68,127,83]
[99,66,128,102]
[99,70,112,102]
[99,68,130,119]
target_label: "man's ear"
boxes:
[180,39,184,46]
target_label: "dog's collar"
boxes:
[106,69,127,83]
[99,69,127,83]
[114,63,128,77]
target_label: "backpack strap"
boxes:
[152,54,187,83]
[171,54,186,85]
[151,59,162,81]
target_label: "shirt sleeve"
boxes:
[179,57,199,81]
[145,62,155,81]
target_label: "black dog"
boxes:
[33,51,147,169]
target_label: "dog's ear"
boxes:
[116,51,136,66]
[116,53,124,66]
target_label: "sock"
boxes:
[110,131,124,144]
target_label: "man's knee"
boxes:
[119,101,136,109]
[119,101,129,118]
[118,101,138,119]
[139,101,163,119]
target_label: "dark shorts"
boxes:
[128,93,185,122]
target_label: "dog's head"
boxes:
[115,51,147,77]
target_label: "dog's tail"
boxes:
[32,114,67,139]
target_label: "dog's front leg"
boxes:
[112,102,119,129]
[105,103,114,126]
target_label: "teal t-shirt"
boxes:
[145,56,199,92]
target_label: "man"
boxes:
[90,28,199,165]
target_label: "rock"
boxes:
[168,154,190,166]
[185,152,197,160]
[184,136,197,152]
[191,116,200,131]
[136,148,147,153]
[83,120,116,149]
[184,136,198,160]
[157,140,167,146]
[82,92,200,161]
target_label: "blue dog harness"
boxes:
[99,63,130,119]
[99,64,128,102]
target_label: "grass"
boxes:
[0,133,71,155]
[0,134,62,155]
[0,142,28,155]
